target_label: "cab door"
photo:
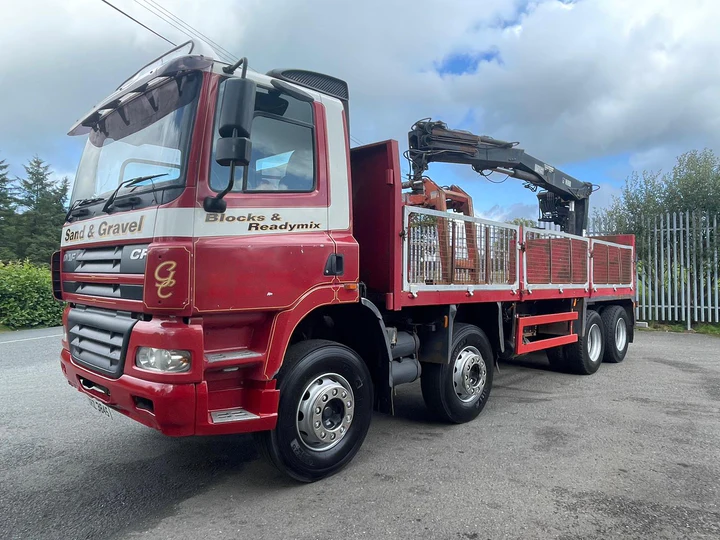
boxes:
[193,80,333,313]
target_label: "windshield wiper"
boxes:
[65,197,105,222]
[102,173,168,213]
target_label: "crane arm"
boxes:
[407,120,593,234]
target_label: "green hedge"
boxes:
[0,261,64,329]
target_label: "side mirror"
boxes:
[218,77,257,140]
[215,77,257,169]
[205,76,257,213]
[215,136,252,167]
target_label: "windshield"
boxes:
[71,71,201,204]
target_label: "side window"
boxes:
[209,83,315,193]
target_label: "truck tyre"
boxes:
[546,346,567,370]
[601,305,629,363]
[254,340,373,483]
[421,323,494,424]
[563,310,605,375]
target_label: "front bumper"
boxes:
[61,348,196,436]
[61,348,278,436]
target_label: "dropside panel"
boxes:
[523,227,589,296]
[589,236,635,294]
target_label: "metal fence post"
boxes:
[673,212,678,321]
[715,215,719,324]
[706,213,712,323]
[687,210,692,330]
[693,211,699,323]
[679,212,686,325]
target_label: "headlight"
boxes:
[136,347,191,373]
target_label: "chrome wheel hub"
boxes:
[588,323,602,363]
[615,317,627,351]
[296,373,354,451]
[452,345,486,403]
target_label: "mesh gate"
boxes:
[404,207,519,292]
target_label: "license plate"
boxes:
[87,396,113,420]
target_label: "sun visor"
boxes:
[68,42,214,136]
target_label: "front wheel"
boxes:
[254,340,373,482]
[421,323,494,423]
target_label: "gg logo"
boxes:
[154,261,177,299]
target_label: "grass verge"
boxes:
[641,321,720,336]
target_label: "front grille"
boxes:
[67,307,138,378]
[63,244,148,274]
[63,281,144,300]
[62,244,148,303]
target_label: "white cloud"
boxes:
[588,182,621,215]
[449,0,720,164]
[476,202,537,222]
[1,0,719,199]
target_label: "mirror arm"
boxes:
[222,57,249,78]
[217,162,237,200]
[204,130,239,213]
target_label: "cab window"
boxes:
[210,84,315,193]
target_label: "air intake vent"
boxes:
[67,307,138,379]
[51,250,62,300]
[266,69,349,101]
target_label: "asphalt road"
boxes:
[2,329,720,540]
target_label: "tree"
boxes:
[664,149,720,216]
[0,156,18,261]
[590,169,666,254]
[593,149,719,308]
[14,156,69,265]
[593,149,720,244]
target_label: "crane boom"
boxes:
[407,120,593,235]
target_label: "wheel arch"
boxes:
[454,302,503,358]
[287,299,394,413]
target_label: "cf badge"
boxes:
[154,261,177,299]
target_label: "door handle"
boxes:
[324,254,344,276]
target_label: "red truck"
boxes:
[56,41,635,482]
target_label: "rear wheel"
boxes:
[601,305,630,363]
[254,340,373,482]
[421,323,494,423]
[563,310,605,375]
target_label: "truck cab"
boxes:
[59,40,360,431]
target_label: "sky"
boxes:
[1,0,720,221]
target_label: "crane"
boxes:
[405,120,594,235]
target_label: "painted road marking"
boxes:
[0,334,62,345]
